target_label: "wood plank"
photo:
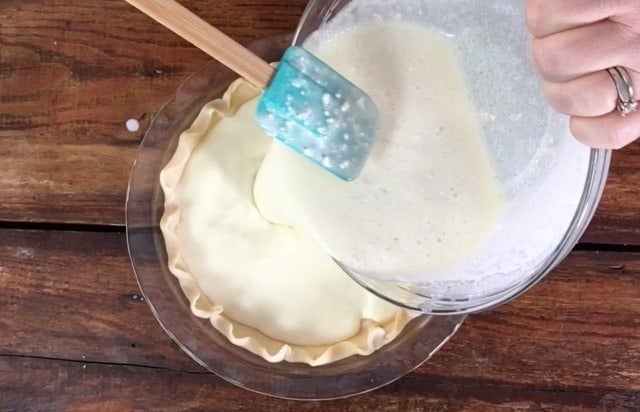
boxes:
[0,0,307,225]
[0,229,197,372]
[582,146,640,245]
[1,356,638,411]
[1,229,640,397]
[1,1,640,245]
[431,249,640,391]
[0,357,640,412]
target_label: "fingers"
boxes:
[526,0,638,37]
[526,0,640,149]
[542,68,640,117]
[531,20,640,83]
[570,109,640,149]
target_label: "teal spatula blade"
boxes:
[256,47,379,181]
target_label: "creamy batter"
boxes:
[160,80,414,366]
[255,23,505,282]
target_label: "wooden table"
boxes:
[1,1,639,410]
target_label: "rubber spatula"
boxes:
[125,0,378,180]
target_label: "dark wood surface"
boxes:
[1,1,639,410]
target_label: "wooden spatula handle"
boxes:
[125,0,275,88]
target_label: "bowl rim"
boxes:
[293,0,613,315]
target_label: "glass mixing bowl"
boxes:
[126,34,465,400]
[293,0,611,315]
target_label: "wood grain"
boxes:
[0,229,197,372]
[1,229,639,405]
[1,356,638,411]
[123,0,276,88]
[0,0,306,225]
[1,0,639,246]
[582,147,640,245]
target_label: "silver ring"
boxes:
[607,66,638,117]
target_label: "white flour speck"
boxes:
[126,118,140,133]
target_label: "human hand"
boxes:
[526,0,640,149]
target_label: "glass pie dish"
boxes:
[125,34,465,400]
